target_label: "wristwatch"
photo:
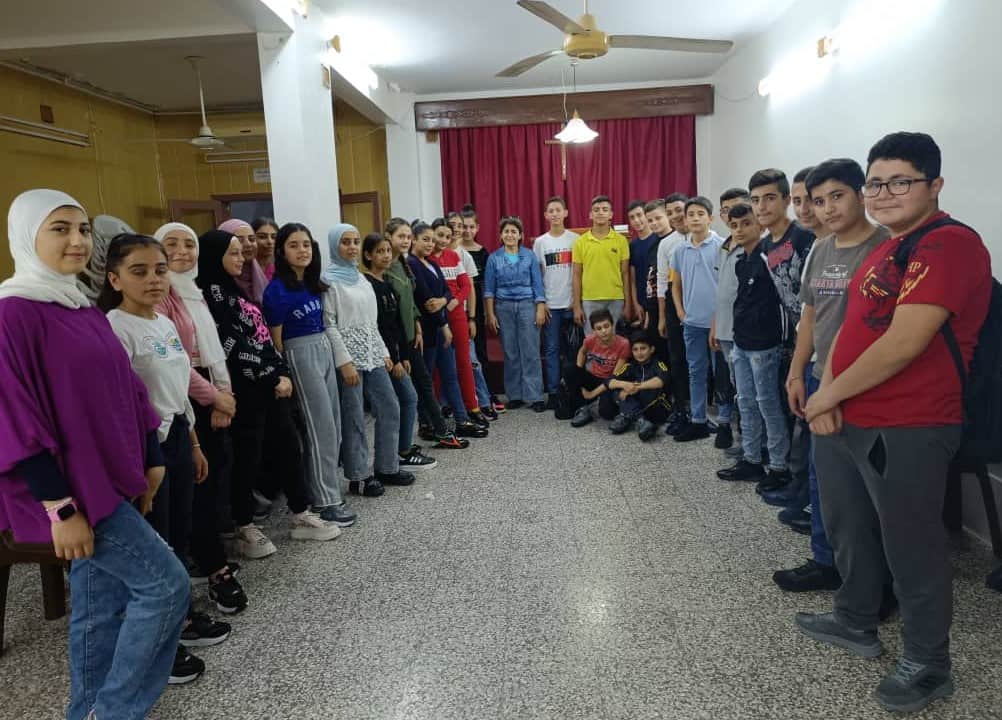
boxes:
[46,498,78,523]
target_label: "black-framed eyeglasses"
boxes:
[862,177,933,198]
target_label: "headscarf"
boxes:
[154,222,226,368]
[322,223,362,285]
[197,230,244,298]
[219,218,266,304]
[77,214,134,302]
[0,189,91,309]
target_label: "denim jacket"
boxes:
[483,246,546,303]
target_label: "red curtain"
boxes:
[439,115,697,250]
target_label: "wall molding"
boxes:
[414,84,713,131]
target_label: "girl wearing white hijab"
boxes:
[154,222,248,615]
[0,189,189,719]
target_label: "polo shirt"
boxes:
[669,231,724,329]
[572,228,630,301]
[713,237,744,343]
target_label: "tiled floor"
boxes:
[2,409,1001,719]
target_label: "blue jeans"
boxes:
[68,501,190,720]
[496,299,544,403]
[543,307,574,393]
[391,370,419,453]
[805,369,834,566]
[469,338,492,408]
[339,366,400,480]
[422,323,469,423]
[682,324,732,424]
[731,345,789,470]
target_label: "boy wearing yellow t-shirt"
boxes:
[571,194,631,331]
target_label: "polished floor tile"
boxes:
[2,408,1001,719]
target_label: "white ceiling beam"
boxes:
[0,24,250,52]
[212,0,297,33]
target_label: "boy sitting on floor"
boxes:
[607,332,671,441]
[570,308,631,427]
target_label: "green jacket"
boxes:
[384,259,420,344]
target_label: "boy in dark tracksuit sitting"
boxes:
[607,332,671,441]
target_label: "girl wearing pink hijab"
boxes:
[218,218,267,306]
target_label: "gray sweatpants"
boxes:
[814,423,961,669]
[285,334,344,508]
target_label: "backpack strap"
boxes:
[941,323,967,394]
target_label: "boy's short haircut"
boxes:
[589,308,614,328]
[591,194,612,207]
[684,196,714,215]
[644,199,667,214]
[460,207,479,222]
[627,199,646,214]
[866,131,942,179]
[792,167,815,185]
[726,202,754,221]
[664,192,688,205]
[748,168,791,197]
[629,331,654,348]
[719,187,750,204]
[805,158,866,195]
[544,195,567,210]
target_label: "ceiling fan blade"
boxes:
[496,49,564,78]
[608,34,733,53]
[517,0,586,34]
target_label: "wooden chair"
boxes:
[0,531,67,656]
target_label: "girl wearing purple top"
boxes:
[0,189,189,719]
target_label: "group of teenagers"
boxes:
[525,131,993,714]
[0,129,993,718]
[0,192,540,718]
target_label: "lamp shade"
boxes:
[555,110,598,144]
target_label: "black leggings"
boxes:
[410,347,448,436]
[664,291,690,408]
[230,381,310,525]
[189,398,229,576]
[149,415,194,565]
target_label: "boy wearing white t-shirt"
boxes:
[533,195,579,401]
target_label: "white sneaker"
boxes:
[236,524,277,559]
[290,511,342,542]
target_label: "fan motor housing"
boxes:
[563,13,609,60]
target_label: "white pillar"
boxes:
[257,12,339,261]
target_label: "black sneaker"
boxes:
[773,559,842,593]
[181,611,231,647]
[795,612,884,658]
[756,468,792,494]
[716,459,765,482]
[609,414,633,434]
[531,400,547,413]
[349,477,385,497]
[714,423,733,449]
[673,422,710,442]
[571,405,594,427]
[778,507,812,535]
[434,432,469,449]
[480,405,498,421]
[637,418,658,442]
[418,424,436,442]
[469,410,490,429]
[376,469,416,486]
[208,570,248,614]
[506,399,525,409]
[664,408,687,436]
[318,503,357,527]
[189,561,241,587]
[874,658,953,713]
[441,405,454,418]
[169,645,205,685]
[399,446,438,471]
[455,420,488,438]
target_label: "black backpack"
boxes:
[895,217,1002,464]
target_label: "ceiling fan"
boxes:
[154,56,226,149]
[497,0,734,78]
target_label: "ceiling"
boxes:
[0,0,800,110]
[315,0,800,94]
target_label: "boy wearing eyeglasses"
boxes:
[798,132,992,713]
[773,158,888,594]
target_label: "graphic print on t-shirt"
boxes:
[543,249,573,268]
[856,237,942,332]
[812,264,853,297]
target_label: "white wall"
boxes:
[705,0,1002,547]
[705,0,1002,259]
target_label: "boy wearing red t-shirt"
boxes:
[798,133,992,714]
[569,308,631,427]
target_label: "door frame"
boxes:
[167,199,225,226]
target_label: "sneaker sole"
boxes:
[239,543,277,560]
[180,631,230,647]
[168,671,203,685]
[873,678,954,713]
[402,460,439,471]
[795,617,884,658]
[290,527,342,541]
[214,601,247,615]
[330,518,356,528]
